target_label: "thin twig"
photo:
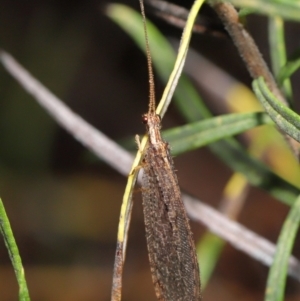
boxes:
[147,0,226,37]
[1,49,300,282]
[208,1,299,156]
[0,50,133,177]
[184,194,300,282]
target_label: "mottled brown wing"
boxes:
[142,141,201,301]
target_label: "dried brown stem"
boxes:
[209,1,299,156]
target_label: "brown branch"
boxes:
[0,50,134,177]
[209,1,299,156]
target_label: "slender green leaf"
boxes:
[268,16,292,104]
[155,0,206,117]
[238,7,256,17]
[265,194,300,301]
[164,111,273,155]
[253,77,300,143]
[268,17,286,77]
[278,49,300,85]
[197,233,225,288]
[0,198,30,301]
[209,139,299,206]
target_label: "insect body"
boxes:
[111,1,202,300]
[141,112,201,300]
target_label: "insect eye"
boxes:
[142,114,148,124]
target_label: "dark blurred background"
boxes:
[0,0,300,300]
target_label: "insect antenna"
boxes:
[139,0,156,115]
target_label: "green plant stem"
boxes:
[278,49,300,85]
[164,111,273,155]
[268,16,293,105]
[265,194,300,301]
[253,77,300,144]
[0,198,30,301]
[197,233,225,288]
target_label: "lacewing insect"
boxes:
[111,1,201,300]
